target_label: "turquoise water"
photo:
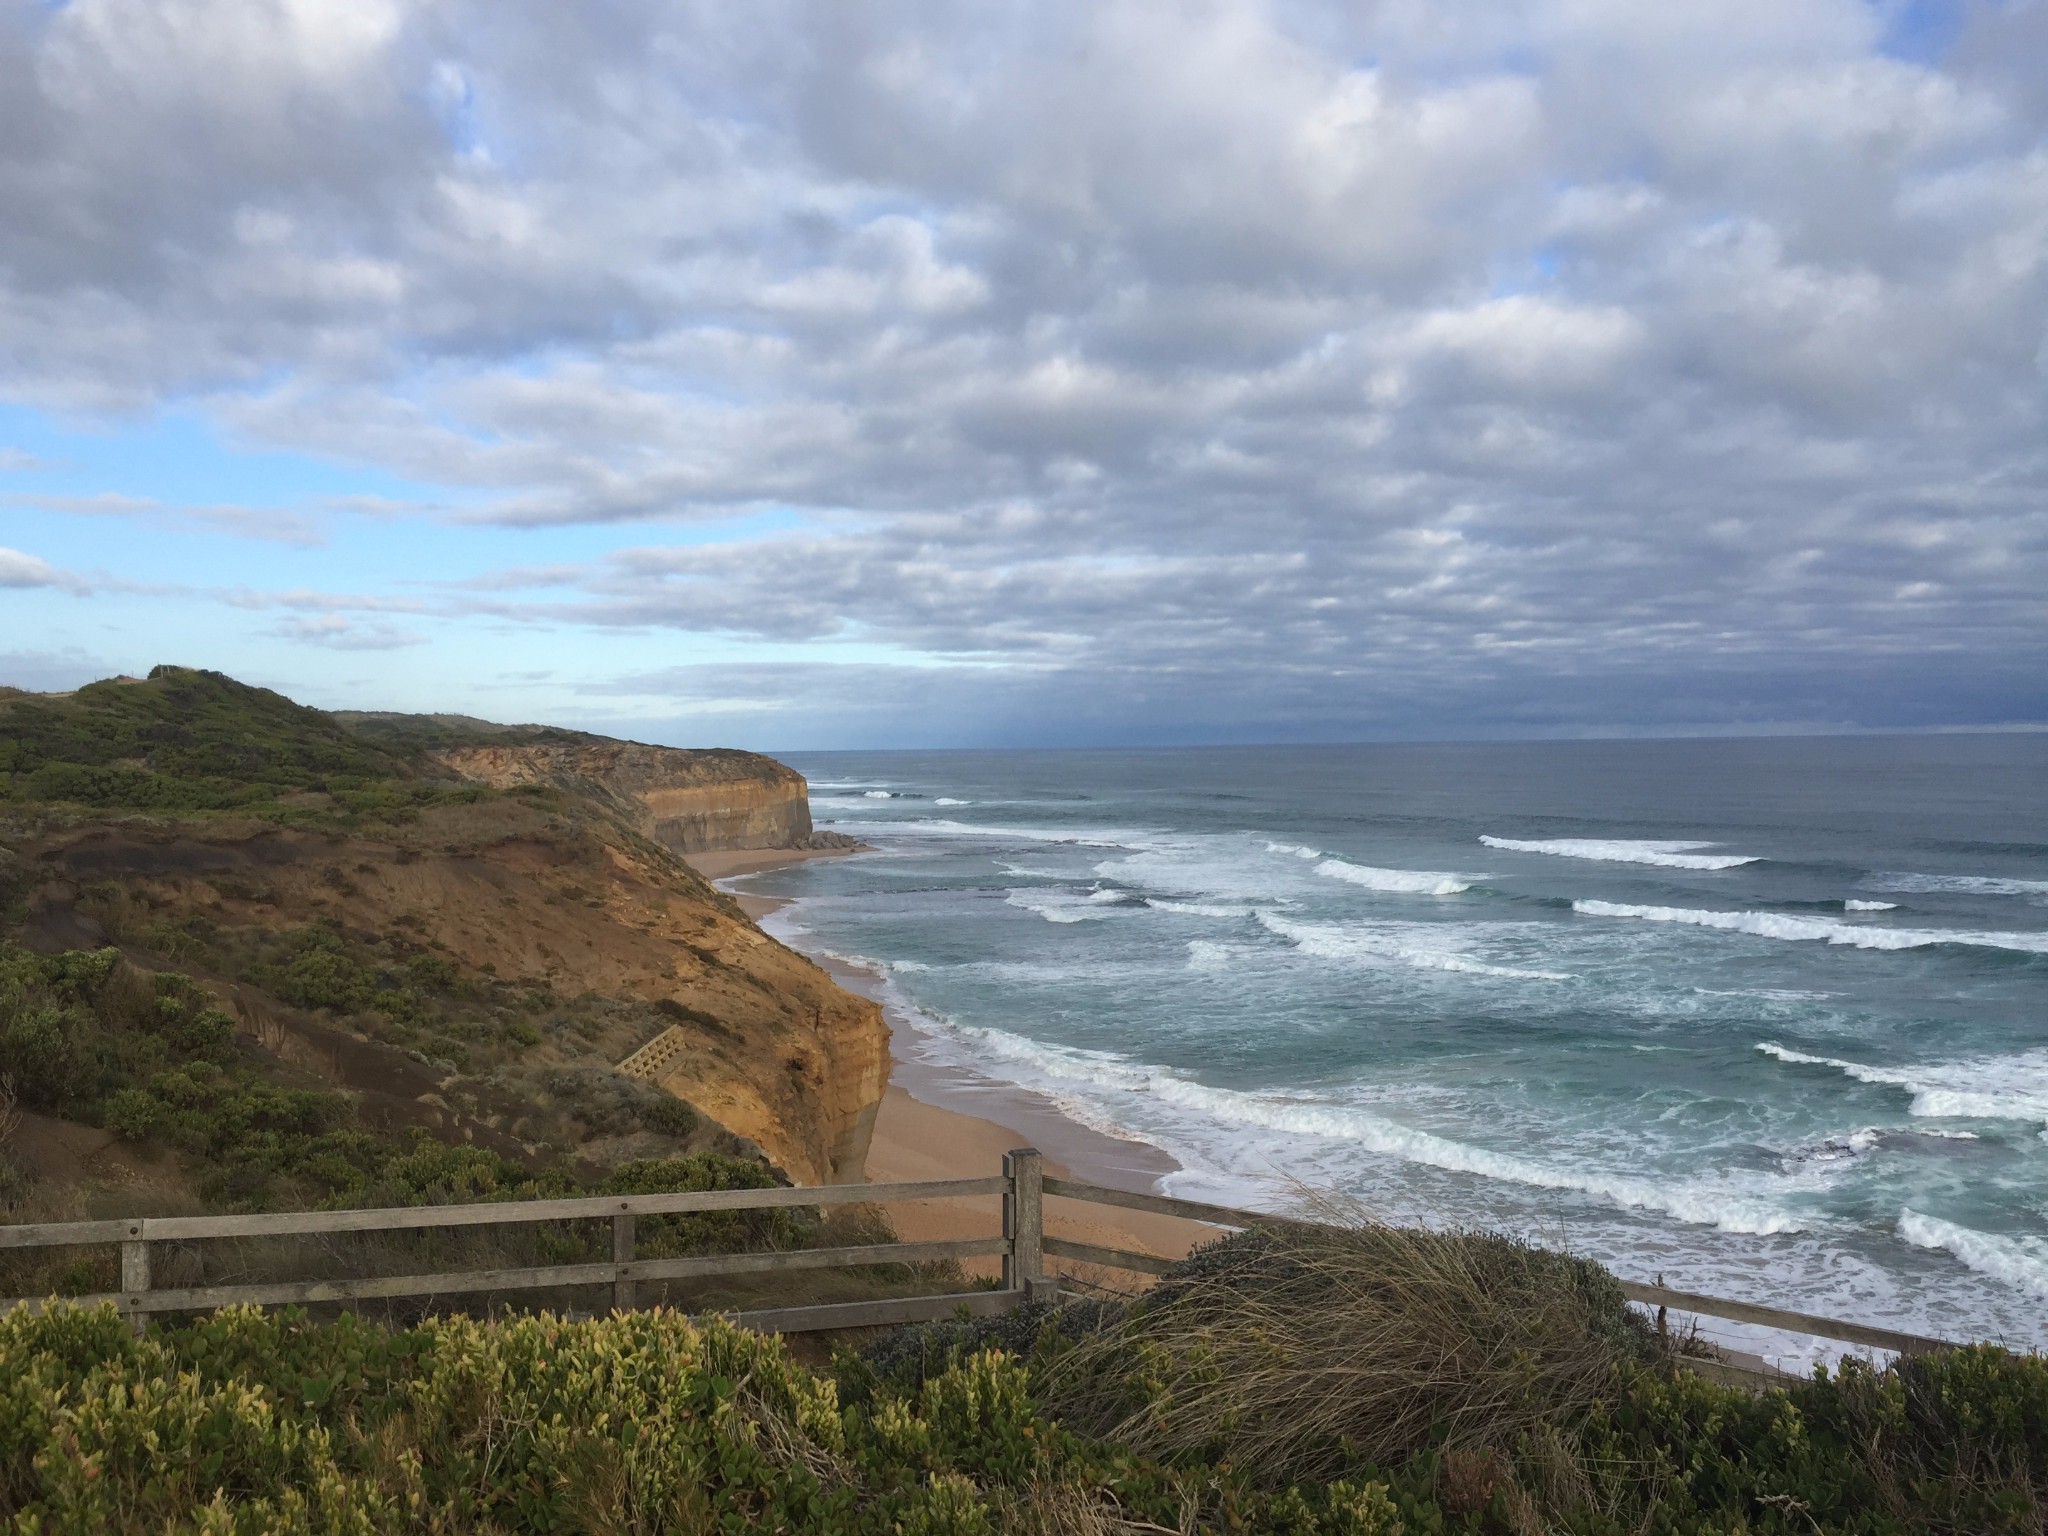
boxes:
[738,737,2048,1356]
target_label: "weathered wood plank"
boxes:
[721,1288,1023,1335]
[1617,1282,1955,1356]
[1042,1235,1177,1276]
[1041,1177,1285,1230]
[0,1177,1010,1248]
[611,1214,636,1313]
[628,1237,1006,1285]
[130,1260,622,1312]
[120,1239,150,1338]
[101,1236,1007,1314]
[0,1220,135,1250]
[1003,1148,1042,1288]
[1680,1356,1794,1392]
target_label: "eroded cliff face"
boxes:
[13,797,888,1186]
[432,742,816,854]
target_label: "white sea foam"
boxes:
[1094,843,1309,904]
[889,959,932,973]
[1783,1127,1884,1167]
[855,817,1152,848]
[1315,858,1472,895]
[1265,841,1322,860]
[934,797,971,805]
[1186,940,1234,972]
[1257,911,1573,980]
[922,1020,1800,1233]
[1756,1042,2048,1124]
[1845,900,1898,912]
[1005,888,1120,923]
[1871,873,2048,898]
[1576,899,2048,954]
[1481,836,1757,870]
[863,790,895,798]
[1147,898,1254,918]
[1898,1211,2048,1299]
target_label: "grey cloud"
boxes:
[0,546,86,592]
[10,493,325,546]
[2,0,2046,735]
[268,615,427,651]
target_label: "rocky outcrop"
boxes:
[432,742,823,855]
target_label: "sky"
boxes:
[1,0,2045,750]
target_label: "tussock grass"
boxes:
[1038,1213,1661,1487]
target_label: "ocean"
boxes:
[735,735,2048,1362]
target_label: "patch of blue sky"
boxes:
[0,404,461,512]
[1486,248,1561,299]
[1873,0,1963,64]
[1,402,820,588]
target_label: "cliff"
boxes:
[0,669,889,1189]
[430,741,826,855]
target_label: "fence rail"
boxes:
[0,1148,1974,1372]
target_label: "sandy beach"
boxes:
[690,844,1219,1283]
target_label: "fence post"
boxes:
[120,1225,150,1337]
[1002,1148,1043,1292]
[612,1210,636,1313]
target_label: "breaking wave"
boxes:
[1871,873,2048,899]
[1257,911,1573,980]
[1756,1042,2048,1124]
[1005,888,1120,923]
[1845,900,1898,911]
[921,1021,1802,1233]
[933,797,971,805]
[1898,1211,2048,1299]
[867,818,1152,847]
[1264,841,1322,860]
[1575,900,2048,955]
[1148,898,1255,918]
[1315,859,1472,895]
[1481,836,1757,870]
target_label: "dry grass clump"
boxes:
[1039,1215,1659,1487]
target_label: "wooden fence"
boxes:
[0,1148,1965,1374]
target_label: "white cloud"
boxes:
[0,0,2044,733]
[0,546,70,588]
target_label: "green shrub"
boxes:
[0,667,415,814]
[0,942,772,1218]
[271,929,377,1013]
[0,1285,2042,1533]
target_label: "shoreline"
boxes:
[693,842,1216,1276]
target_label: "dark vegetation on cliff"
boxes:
[0,667,899,1313]
[0,667,442,817]
[4,1224,2044,1533]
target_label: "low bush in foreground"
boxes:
[3,1223,2046,1533]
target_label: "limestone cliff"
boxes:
[431,742,827,856]
[13,799,888,1185]
[3,671,889,1189]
